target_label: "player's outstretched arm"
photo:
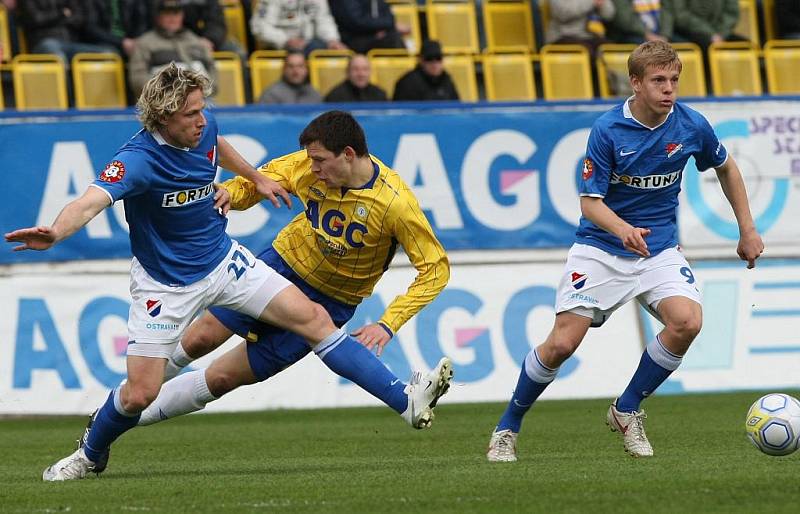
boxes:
[714,157,764,268]
[580,196,651,257]
[5,186,111,251]
[217,135,291,209]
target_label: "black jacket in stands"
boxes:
[392,66,459,102]
[19,0,87,48]
[83,0,151,53]
[324,80,388,102]
[181,0,227,50]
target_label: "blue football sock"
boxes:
[496,349,559,433]
[616,334,682,413]
[315,328,407,413]
[84,387,140,463]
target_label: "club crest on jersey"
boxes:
[666,143,683,158]
[146,299,162,317]
[582,158,594,180]
[99,160,126,183]
[206,145,217,164]
[571,272,588,290]
[355,204,368,219]
[162,182,215,207]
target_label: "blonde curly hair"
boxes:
[136,63,212,133]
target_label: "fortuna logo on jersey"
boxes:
[99,160,126,183]
[146,299,162,317]
[610,170,681,189]
[666,143,683,158]
[162,182,215,207]
[582,158,594,180]
[571,272,588,290]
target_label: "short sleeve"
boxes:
[580,123,615,197]
[92,151,151,202]
[693,113,728,171]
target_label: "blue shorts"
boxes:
[209,247,356,381]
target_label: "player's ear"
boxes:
[343,146,356,162]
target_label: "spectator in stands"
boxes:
[672,0,746,50]
[258,50,321,104]
[329,0,409,54]
[250,0,345,56]
[18,0,117,62]
[393,40,459,102]
[82,0,151,58]
[181,0,244,55]
[324,53,387,102]
[546,0,616,56]
[776,0,800,40]
[128,0,216,97]
[606,0,675,44]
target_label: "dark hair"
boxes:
[299,111,368,156]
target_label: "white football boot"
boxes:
[606,401,654,457]
[401,357,454,429]
[42,448,98,481]
[486,429,518,462]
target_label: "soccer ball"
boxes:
[745,393,800,456]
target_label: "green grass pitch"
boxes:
[1,391,799,513]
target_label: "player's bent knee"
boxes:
[547,337,581,363]
[205,369,242,397]
[120,387,160,413]
[673,316,702,343]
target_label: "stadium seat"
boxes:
[708,41,762,96]
[425,0,480,54]
[539,44,593,101]
[389,2,421,53]
[764,40,800,95]
[539,0,551,35]
[308,49,353,97]
[1,4,11,63]
[221,0,249,54]
[12,54,68,110]
[442,53,478,101]
[482,50,536,101]
[734,0,760,44]
[482,1,536,52]
[213,51,245,106]
[672,42,707,97]
[71,53,126,110]
[249,50,286,101]
[596,44,636,99]
[367,48,416,98]
[762,0,777,42]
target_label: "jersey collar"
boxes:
[623,96,674,131]
[341,160,380,195]
[151,129,191,151]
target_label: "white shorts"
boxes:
[127,241,291,358]
[555,243,701,327]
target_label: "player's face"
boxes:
[161,88,207,149]
[306,141,352,188]
[633,64,680,117]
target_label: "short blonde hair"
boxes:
[136,63,212,133]
[628,40,682,79]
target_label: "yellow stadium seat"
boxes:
[213,51,245,106]
[12,54,68,110]
[539,0,551,35]
[71,53,126,109]
[482,50,536,101]
[425,1,480,54]
[672,42,707,97]
[540,44,593,100]
[734,0,760,44]
[308,49,353,97]
[482,1,536,52]
[367,48,416,98]
[221,0,249,54]
[596,44,636,99]
[390,2,422,53]
[442,53,478,101]
[764,40,800,95]
[762,0,777,41]
[708,41,762,96]
[249,50,286,101]
[1,5,11,63]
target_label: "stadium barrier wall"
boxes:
[2,100,799,414]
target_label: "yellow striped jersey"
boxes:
[222,150,449,334]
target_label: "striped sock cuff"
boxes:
[646,334,683,371]
[524,349,559,384]
[314,327,348,359]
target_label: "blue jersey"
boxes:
[91,110,231,286]
[577,100,727,257]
